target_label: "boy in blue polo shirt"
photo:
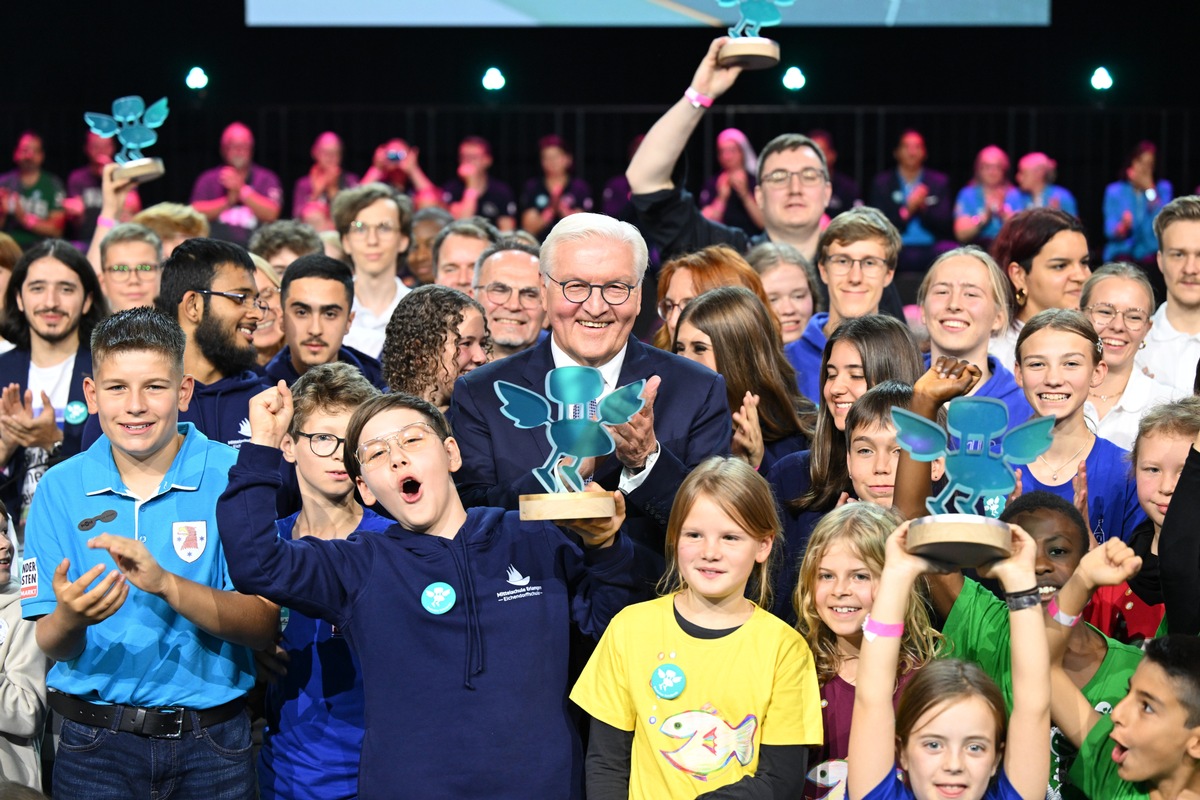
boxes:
[20,307,277,800]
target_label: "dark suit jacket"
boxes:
[448,336,731,552]
[0,346,95,519]
[869,168,954,241]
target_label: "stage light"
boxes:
[783,66,806,91]
[1091,67,1113,90]
[482,67,506,91]
[186,67,209,90]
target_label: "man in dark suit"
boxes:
[869,130,956,282]
[449,212,730,554]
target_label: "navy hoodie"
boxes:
[217,443,640,800]
[263,345,387,392]
[82,369,270,450]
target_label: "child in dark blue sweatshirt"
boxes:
[217,385,641,800]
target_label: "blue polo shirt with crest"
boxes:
[20,422,256,708]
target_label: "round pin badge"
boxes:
[64,401,89,426]
[650,663,685,700]
[421,582,457,615]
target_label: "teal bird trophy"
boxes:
[495,366,646,520]
[715,0,796,69]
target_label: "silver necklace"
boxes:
[1038,438,1091,481]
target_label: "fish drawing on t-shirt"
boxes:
[659,704,757,781]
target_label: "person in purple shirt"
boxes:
[191,123,283,247]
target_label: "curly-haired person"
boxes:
[381,284,490,411]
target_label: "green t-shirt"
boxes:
[1067,714,1150,800]
[943,578,1145,800]
[0,171,65,248]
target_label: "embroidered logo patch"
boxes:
[172,521,207,563]
[19,558,37,600]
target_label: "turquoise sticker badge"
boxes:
[64,401,88,426]
[421,582,457,615]
[651,663,686,700]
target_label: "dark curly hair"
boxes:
[381,285,490,404]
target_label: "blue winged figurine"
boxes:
[494,366,646,494]
[892,397,1054,518]
[84,95,169,163]
[716,0,796,38]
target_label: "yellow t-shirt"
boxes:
[571,594,823,799]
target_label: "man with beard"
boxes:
[191,123,283,247]
[262,254,386,389]
[84,238,270,450]
[0,132,67,250]
[0,240,106,546]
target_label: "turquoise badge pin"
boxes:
[421,582,457,615]
[651,664,686,700]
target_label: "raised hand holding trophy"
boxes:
[715,0,796,69]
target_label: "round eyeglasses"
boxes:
[546,275,639,306]
[296,431,347,457]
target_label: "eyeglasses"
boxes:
[347,221,400,239]
[475,282,542,309]
[760,168,828,189]
[823,255,890,278]
[546,275,639,306]
[196,289,270,312]
[356,422,441,468]
[657,298,690,321]
[296,431,347,457]
[104,263,158,283]
[1085,303,1149,332]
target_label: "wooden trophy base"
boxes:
[906,514,1011,568]
[519,492,616,521]
[717,37,781,70]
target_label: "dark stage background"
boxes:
[4,0,1195,243]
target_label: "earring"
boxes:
[1139,340,1146,350]
[1014,287,1027,307]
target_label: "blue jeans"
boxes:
[53,710,255,800]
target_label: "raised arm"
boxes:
[1046,539,1143,749]
[626,38,743,195]
[978,524,1050,800]
[893,358,980,617]
[849,520,927,800]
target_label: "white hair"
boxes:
[540,213,649,282]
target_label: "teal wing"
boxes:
[891,408,948,461]
[1000,415,1056,465]
[597,380,646,425]
[83,112,118,138]
[143,97,169,128]
[111,96,145,124]
[494,381,552,429]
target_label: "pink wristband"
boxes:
[97,215,117,228]
[684,87,714,109]
[1047,595,1081,627]
[862,614,904,642]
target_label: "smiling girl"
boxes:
[1013,308,1145,542]
[572,457,822,799]
[794,503,941,800]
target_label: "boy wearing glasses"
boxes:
[253,362,390,800]
[22,307,277,799]
[783,206,901,402]
[98,223,161,312]
[217,383,638,799]
[333,184,412,360]
[472,238,547,360]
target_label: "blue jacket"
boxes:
[84,369,269,450]
[448,335,730,553]
[0,346,94,520]
[217,443,641,800]
[259,507,392,800]
[263,345,386,392]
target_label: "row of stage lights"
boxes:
[180,65,1118,94]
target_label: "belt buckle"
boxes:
[150,706,185,739]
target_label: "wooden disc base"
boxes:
[906,514,1011,568]
[717,38,781,70]
[519,492,616,521]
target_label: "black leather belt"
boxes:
[50,691,245,739]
